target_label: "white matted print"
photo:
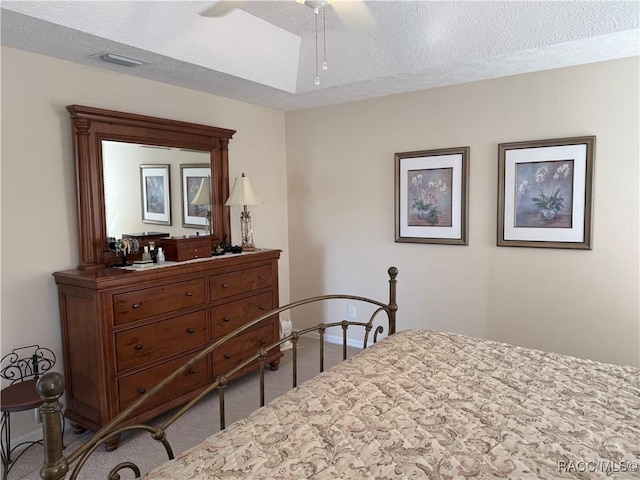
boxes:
[140,164,171,225]
[181,164,211,229]
[395,147,469,245]
[498,136,595,249]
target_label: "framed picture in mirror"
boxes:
[181,164,212,230]
[140,164,171,225]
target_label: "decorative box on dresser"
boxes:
[53,249,282,450]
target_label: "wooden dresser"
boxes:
[53,249,281,449]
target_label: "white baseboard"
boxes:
[7,424,44,453]
[297,329,373,349]
[7,414,67,453]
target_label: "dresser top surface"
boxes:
[53,249,281,287]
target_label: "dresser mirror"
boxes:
[102,141,211,238]
[67,105,235,270]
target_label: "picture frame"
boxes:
[181,164,211,229]
[140,164,171,225]
[497,136,595,249]
[395,147,469,245]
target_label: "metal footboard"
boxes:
[37,266,398,480]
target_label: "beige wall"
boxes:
[285,57,640,368]
[0,46,290,438]
[2,46,638,442]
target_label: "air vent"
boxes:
[95,52,149,67]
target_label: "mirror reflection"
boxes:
[102,141,211,239]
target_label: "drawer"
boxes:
[118,354,209,412]
[210,265,272,301]
[213,323,275,377]
[211,292,273,339]
[113,278,205,325]
[115,310,208,372]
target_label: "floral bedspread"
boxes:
[145,330,640,479]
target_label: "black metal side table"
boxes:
[1,346,56,480]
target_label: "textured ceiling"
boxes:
[1,1,638,111]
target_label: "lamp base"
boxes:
[240,210,257,252]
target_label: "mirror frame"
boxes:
[67,105,236,270]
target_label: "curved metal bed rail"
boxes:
[37,266,398,480]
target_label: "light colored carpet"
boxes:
[11,337,355,480]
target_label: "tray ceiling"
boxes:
[1,1,638,111]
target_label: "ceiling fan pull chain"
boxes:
[314,8,320,85]
[322,6,328,71]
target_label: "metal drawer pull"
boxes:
[187,328,195,334]
[258,275,265,280]
[259,306,266,311]
[223,317,230,323]
[138,388,146,395]
[188,367,196,374]
[224,354,231,359]
[222,283,229,288]
[135,344,143,350]
[132,303,141,309]
[185,291,193,297]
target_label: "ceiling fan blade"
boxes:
[199,1,244,17]
[333,0,376,32]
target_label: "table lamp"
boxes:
[225,173,262,251]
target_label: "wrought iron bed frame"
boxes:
[36,266,398,480]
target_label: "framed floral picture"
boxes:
[395,147,469,245]
[140,164,171,225]
[497,136,595,249]
[181,164,211,229]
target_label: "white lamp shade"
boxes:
[225,174,262,206]
[191,177,211,206]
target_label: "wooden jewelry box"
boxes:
[160,235,212,262]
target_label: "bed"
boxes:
[37,267,640,479]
